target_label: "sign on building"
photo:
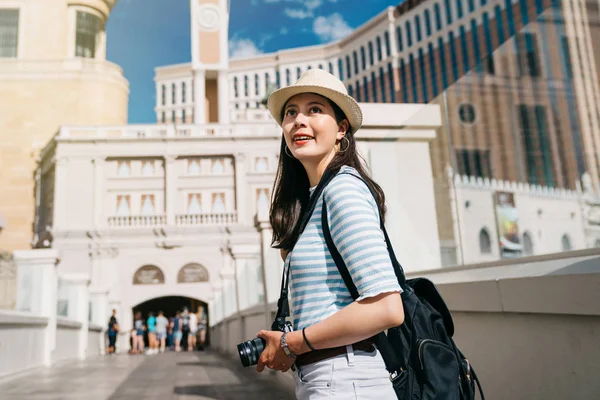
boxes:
[133,265,165,285]
[177,263,209,283]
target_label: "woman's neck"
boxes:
[302,150,336,187]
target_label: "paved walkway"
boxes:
[0,351,295,400]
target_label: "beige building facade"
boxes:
[0,0,129,251]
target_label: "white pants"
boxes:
[293,345,397,400]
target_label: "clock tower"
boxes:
[190,0,230,124]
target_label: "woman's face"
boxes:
[281,93,347,162]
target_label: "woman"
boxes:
[255,69,404,399]
[133,311,145,355]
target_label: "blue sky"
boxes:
[106,0,400,123]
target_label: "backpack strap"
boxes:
[320,174,406,376]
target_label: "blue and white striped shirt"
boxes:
[287,166,402,330]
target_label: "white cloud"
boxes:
[313,13,353,42]
[284,8,313,19]
[280,27,289,35]
[229,38,263,58]
[305,0,323,11]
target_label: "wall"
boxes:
[52,318,81,364]
[87,324,104,358]
[0,311,48,378]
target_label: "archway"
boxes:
[132,296,210,351]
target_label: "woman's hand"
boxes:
[255,330,296,373]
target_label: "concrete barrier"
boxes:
[0,311,48,379]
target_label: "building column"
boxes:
[92,157,105,229]
[218,70,229,124]
[194,69,206,125]
[89,288,109,355]
[13,249,59,366]
[62,273,91,360]
[52,157,68,232]
[164,155,177,225]
[255,215,284,327]
[234,153,248,224]
[220,246,237,318]
[229,244,261,312]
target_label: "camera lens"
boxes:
[237,337,266,367]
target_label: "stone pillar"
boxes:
[229,244,261,311]
[14,249,59,366]
[255,215,284,328]
[52,157,68,232]
[211,281,224,324]
[220,247,237,318]
[164,155,177,225]
[194,69,206,125]
[62,273,91,360]
[234,153,248,224]
[218,70,229,124]
[89,288,109,355]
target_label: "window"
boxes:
[211,193,226,213]
[415,16,422,42]
[171,110,175,122]
[0,9,18,58]
[75,11,101,58]
[353,51,359,75]
[348,84,354,98]
[396,26,403,52]
[522,231,534,255]
[346,55,352,78]
[482,13,495,74]
[561,36,573,78]
[355,81,361,102]
[182,109,186,123]
[140,195,155,216]
[363,77,369,102]
[141,161,154,177]
[561,234,572,251]
[424,10,432,37]
[459,103,476,123]
[265,72,270,92]
[296,67,302,80]
[188,194,202,214]
[161,112,165,124]
[328,62,333,74]
[255,157,269,172]
[445,0,453,24]
[255,73,259,95]
[371,72,378,101]
[338,59,343,79]
[182,82,186,103]
[517,105,554,186]
[434,4,442,31]
[459,25,469,71]
[405,21,412,48]
[361,46,367,70]
[456,0,464,18]
[384,32,390,57]
[286,69,291,86]
[428,43,438,96]
[438,37,449,90]
[455,149,491,178]
[187,159,201,175]
[379,67,387,102]
[517,33,542,77]
[368,41,374,66]
[387,63,396,102]
[468,0,475,12]
[211,158,225,174]
[276,70,280,88]
[117,161,131,177]
[479,228,492,254]
[256,189,269,218]
[419,48,427,102]
[234,77,239,98]
[376,36,382,61]
[116,195,131,216]
[161,85,166,105]
[244,75,249,96]
[172,83,176,104]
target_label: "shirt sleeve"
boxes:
[323,173,402,301]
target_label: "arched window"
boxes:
[522,231,534,255]
[368,41,374,66]
[479,228,492,254]
[405,21,413,47]
[296,66,302,80]
[424,10,432,37]
[177,263,209,283]
[360,46,367,70]
[396,26,403,52]
[434,3,442,31]
[415,15,422,42]
[328,62,333,74]
[561,234,572,251]
[376,36,383,61]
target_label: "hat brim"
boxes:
[267,84,363,133]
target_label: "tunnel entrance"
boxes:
[131,296,209,351]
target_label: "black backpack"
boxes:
[321,172,485,400]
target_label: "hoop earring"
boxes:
[284,146,294,158]
[338,136,350,154]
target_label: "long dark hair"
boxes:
[270,96,386,250]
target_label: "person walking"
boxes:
[133,312,145,355]
[155,311,169,353]
[147,311,157,355]
[107,309,119,354]
[181,308,190,351]
[255,69,404,399]
[188,309,198,352]
[197,307,208,350]
[173,311,182,352]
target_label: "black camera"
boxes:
[237,316,293,367]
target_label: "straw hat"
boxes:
[267,68,363,133]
